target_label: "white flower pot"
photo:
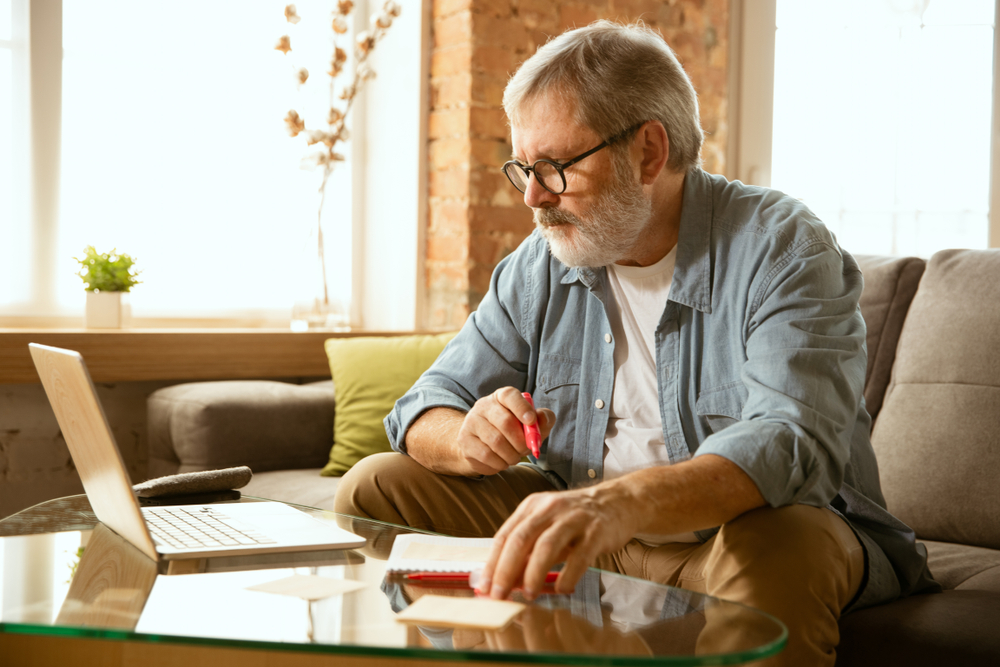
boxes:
[85,291,130,328]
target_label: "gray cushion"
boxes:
[855,255,925,421]
[147,381,335,479]
[241,468,340,510]
[837,590,1000,666]
[871,249,1000,550]
[958,564,1000,591]
[923,540,1000,592]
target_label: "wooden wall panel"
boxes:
[0,330,421,384]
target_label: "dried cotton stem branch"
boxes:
[276,1,401,312]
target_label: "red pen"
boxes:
[404,572,476,582]
[522,392,541,458]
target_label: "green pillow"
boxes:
[320,332,458,476]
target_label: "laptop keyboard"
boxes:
[144,506,278,550]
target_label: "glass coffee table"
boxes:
[0,495,786,666]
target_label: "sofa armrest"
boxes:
[147,380,335,479]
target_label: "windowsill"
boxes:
[0,328,424,384]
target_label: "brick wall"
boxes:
[425,0,729,328]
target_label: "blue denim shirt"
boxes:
[386,168,939,609]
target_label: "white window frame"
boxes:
[730,0,1000,250]
[356,0,431,330]
[3,0,429,330]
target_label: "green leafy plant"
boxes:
[75,246,141,292]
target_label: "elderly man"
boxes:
[336,21,937,665]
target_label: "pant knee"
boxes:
[706,505,864,616]
[333,451,414,520]
[714,505,858,574]
[705,506,863,667]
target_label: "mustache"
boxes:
[534,206,579,228]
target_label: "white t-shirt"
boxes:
[604,246,698,544]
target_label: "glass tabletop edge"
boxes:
[0,620,787,666]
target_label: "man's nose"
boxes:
[523,172,559,209]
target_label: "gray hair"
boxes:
[503,21,704,172]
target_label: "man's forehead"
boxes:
[510,107,599,160]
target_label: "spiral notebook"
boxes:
[386,534,494,573]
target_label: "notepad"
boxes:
[386,534,494,573]
[395,594,525,630]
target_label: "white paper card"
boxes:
[395,594,525,630]
[246,574,366,600]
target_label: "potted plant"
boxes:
[75,246,141,328]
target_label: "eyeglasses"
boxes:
[501,123,645,195]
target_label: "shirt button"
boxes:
[595,399,605,409]
[588,469,597,479]
[604,333,612,343]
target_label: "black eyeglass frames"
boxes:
[501,122,645,195]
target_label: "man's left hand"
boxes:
[478,485,637,601]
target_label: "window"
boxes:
[0,0,12,243]
[733,0,999,256]
[1,0,426,330]
[0,0,28,309]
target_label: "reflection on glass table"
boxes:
[0,495,786,665]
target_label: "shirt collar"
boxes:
[560,265,600,287]
[669,168,714,314]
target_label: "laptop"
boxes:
[29,343,366,562]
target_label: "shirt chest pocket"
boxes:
[695,381,747,434]
[537,356,582,394]
[535,356,582,458]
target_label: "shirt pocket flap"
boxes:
[695,381,747,419]
[537,357,582,393]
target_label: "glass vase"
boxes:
[290,219,350,332]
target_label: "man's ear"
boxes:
[636,121,670,185]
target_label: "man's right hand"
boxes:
[405,387,555,477]
[456,387,555,476]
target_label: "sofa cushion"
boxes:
[147,380,335,478]
[242,468,339,510]
[321,332,458,476]
[837,589,1000,666]
[871,249,1000,550]
[854,255,925,421]
[923,539,1000,592]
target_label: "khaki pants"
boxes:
[335,452,866,667]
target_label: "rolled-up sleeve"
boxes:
[693,241,867,508]
[385,237,541,454]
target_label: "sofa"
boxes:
[147,250,1000,666]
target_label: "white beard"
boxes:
[534,160,652,269]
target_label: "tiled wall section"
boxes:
[426,0,729,328]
